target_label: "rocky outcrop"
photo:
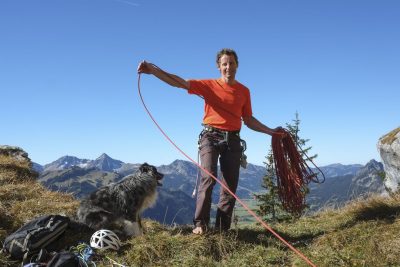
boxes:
[377,127,400,193]
[0,145,38,183]
[0,145,31,165]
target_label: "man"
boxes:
[137,48,282,234]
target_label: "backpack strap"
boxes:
[22,250,29,266]
[21,227,46,265]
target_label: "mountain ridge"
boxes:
[35,154,385,224]
[35,153,377,178]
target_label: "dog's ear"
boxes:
[139,163,150,173]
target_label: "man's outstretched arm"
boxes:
[137,60,190,90]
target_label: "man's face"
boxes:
[218,54,238,81]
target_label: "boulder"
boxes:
[377,128,400,193]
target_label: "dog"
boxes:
[77,163,163,237]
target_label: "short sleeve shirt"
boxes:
[188,79,252,131]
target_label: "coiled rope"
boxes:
[137,73,317,267]
[272,129,324,215]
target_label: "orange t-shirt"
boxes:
[188,79,252,131]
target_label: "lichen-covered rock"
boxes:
[377,128,400,193]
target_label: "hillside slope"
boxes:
[1,146,400,267]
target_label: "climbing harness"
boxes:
[200,124,240,150]
[191,124,248,197]
[138,72,317,267]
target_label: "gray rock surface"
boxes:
[377,127,400,193]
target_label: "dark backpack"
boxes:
[2,215,70,263]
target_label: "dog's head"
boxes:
[139,163,164,186]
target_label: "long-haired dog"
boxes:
[77,163,163,237]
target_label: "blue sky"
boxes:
[1,0,399,167]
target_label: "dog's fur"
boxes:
[77,163,163,237]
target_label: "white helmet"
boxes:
[90,229,121,251]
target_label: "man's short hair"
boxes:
[216,48,239,67]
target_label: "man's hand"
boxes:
[136,60,189,90]
[273,127,287,137]
[137,60,153,74]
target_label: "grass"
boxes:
[379,127,400,145]
[2,148,400,266]
[232,198,260,225]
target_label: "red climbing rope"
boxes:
[137,74,317,267]
[272,129,321,214]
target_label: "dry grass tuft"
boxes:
[0,152,79,230]
[379,127,400,145]
[0,154,38,185]
[345,193,400,221]
[0,180,79,230]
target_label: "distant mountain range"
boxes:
[307,160,385,212]
[34,154,385,224]
[41,154,124,172]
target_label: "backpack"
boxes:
[2,215,70,263]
